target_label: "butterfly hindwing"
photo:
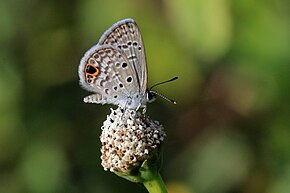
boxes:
[78,45,140,106]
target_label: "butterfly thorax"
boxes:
[119,92,148,110]
[122,90,157,110]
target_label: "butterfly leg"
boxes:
[142,105,147,114]
[135,102,146,114]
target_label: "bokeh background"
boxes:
[1,0,290,193]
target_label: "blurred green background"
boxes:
[1,0,290,193]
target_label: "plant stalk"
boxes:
[143,171,167,193]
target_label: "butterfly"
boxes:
[78,18,160,110]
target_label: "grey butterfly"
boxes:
[78,18,159,110]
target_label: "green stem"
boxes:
[143,171,168,193]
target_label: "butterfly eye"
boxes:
[147,91,157,103]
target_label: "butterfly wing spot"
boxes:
[115,62,120,68]
[85,64,99,75]
[93,53,99,59]
[113,86,118,91]
[85,64,100,84]
[127,41,132,46]
[122,62,128,68]
[100,76,111,86]
[104,75,110,82]
[105,88,110,94]
[138,46,142,51]
[107,60,112,65]
[133,42,138,47]
[105,49,112,54]
[100,80,105,87]
[122,44,128,49]
[127,23,132,28]
[99,50,105,57]
[126,76,133,83]
[88,59,96,64]
[117,53,122,58]
[114,95,118,98]
[112,72,120,79]
[119,83,124,88]
[104,66,111,73]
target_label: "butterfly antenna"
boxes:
[150,90,177,104]
[149,76,178,90]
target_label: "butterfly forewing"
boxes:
[98,18,147,95]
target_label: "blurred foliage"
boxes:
[0,0,290,193]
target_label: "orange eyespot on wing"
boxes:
[85,64,99,76]
[85,64,100,84]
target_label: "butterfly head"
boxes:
[146,90,157,103]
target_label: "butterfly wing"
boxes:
[98,18,148,96]
[78,45,140,108]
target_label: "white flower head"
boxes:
[100,107,166,173]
